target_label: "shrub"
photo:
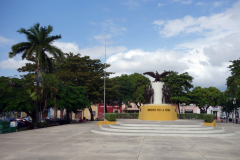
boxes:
[196,114,204,119]
[58,119,71,125]
[35,122,50,128]
[105,113,117,121]
[177,113,205,119]
[178,114,185,119]
[203,114,215,123]
[116,113,139,119]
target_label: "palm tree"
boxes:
[9,23,64,71]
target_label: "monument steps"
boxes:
[91,127,236,137]
[100,125,224,134]
[91,122,236,137]
[117,122,203,128]
[110,124,213,130]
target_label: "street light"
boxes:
[34,75,42,128]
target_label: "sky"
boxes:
[0,0,240,91]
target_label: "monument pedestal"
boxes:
[139,104,177,121]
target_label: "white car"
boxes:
[220,115,226,119]
[23,117,32,122]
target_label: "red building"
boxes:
[98,103,122,119]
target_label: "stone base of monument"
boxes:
[138,104,177,121]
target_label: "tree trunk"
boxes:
[89,106,94,121]
[177,104,180,114]
[53,96,57,119]
[200,108,206,114]
[105,103,108,113]
[66,109,70,120]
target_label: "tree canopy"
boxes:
[9,23,64,70]
[162,71,194,113]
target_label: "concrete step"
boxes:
[100,125,224,133]
[117,122,203,127]
[91,127,236,137]
[91,121,237,137]
[110,124,213,130]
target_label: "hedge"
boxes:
[116,113,139,119]
[203,114,215,123]
[177,113,205,119]
[105,113,117,121]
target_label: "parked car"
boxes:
[6,119,25,129]
[23,116,32,122]
[45,116,54,120]
[18,119,32,126]
[220,115,226,119]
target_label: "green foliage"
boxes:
[190,86,221,113]
[9,23,64,70]
[196,114,204,119]
[226,59,240,97]
[116,113,139,119]
[178,114,185,119]
[57,82,90,113]
[162,71,194,113]
[105,113,117,121]
[55,53,113,104]
[203,114,215,123]
[35,122,50,128]
[0,76,36,118]
[177,113,205,119]
[112,73,150,105]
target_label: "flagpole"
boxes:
[104,30,106,120]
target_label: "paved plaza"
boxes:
[0,119,240,160]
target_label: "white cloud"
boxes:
[0,35,13,46]
[153,1,240,37]
[122,0,140,8]
[106,49,188,74]
[182,0,192,4]
[151,0,240,90]
[53,41,128,59]
[0,56,32,69]
[157,3,163,7]
[196,2,204,6]
[93,19,127,45]
[213,1,224,7]
[174,0,192,4]
[102,19,127,35]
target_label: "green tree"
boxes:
[112,73,151,107]
[55,53,113,120]
[9,23,64,70]
[128,73,151,106]
[218,91,235,121]
[57,82,90,120]
[17,52,113,121]
[190,86,221,113]
[162,71,194,113]
[0,76,37,123]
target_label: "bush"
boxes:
[203,114,215,123]
[58,119,71,125]
[35,122,50,128]
[178,114,185,119]
[177,113,205,119]
[105,113,117,121]
[196,114,204,119]
[116,113,139,119]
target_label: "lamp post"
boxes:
[34,73,42,129]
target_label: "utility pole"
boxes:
[104,30,106,120]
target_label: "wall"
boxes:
[98,103,122,119]
[83,104,98,120]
